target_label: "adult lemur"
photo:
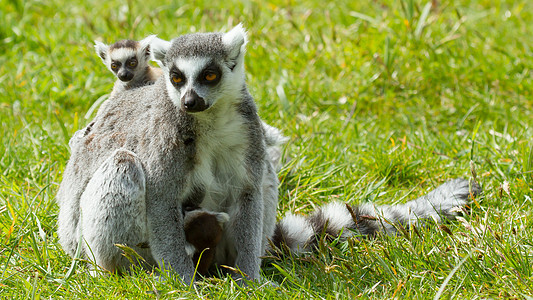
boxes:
[57,25,480,283]
[58,25,279,282]
[68,35,286,275]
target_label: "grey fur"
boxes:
[270,178,482,253]
[57,25,279,283]
[80,149,155,272]
[262,121,288,172]
[170,33,226,59]
[70,36,162,152]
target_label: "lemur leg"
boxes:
[80,149,155,273]
[261,160,280,254]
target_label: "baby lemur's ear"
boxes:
[214,212,230,227]
[94,40,109,62]
[150,37,172,67]
[139,35,157,59]
[222,23,247,70]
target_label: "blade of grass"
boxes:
[415,2,432,38]
[434,251,474,300]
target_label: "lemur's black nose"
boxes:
[118,71,134,82]
[182,89,208,113]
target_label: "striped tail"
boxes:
[269,178,481,254]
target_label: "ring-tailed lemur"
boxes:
[57,25,279,283]
[90,36,284,268]
[67,35,287,274]
[68,36,163,150]
[94,36,162,97]
[270,178,481,254]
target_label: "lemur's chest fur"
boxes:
[185,105,251,212]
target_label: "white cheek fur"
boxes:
[164,72,182,107]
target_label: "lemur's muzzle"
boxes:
[181,89,208,113]
[118,70,134,82]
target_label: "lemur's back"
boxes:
[72,78,193,174]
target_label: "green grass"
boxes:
[1,0,532,298]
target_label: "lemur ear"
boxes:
[139,35,157,59]
[94,40,109,62]
[150,37,172,67]
[222,23,247,70]
[215,212,230,226]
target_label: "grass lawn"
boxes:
[1,0,532,298]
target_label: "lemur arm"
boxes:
[144,160,195,283]
[231,186,264,281]
[230,115,266,282]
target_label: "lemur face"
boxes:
[151,25,247,113]
[108,47,139,82]
[94,36,155,83]
[166,56,225,113]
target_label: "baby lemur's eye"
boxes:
[111,62,119,70]
[128,59,137,68]
[172,75,183,84]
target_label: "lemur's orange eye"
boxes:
[205,73,217,81]
[111,63,118,70]
[172,75,182,83]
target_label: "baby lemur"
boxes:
[68,37,162,149]
[183,207,229,275]
[94,36,162,96]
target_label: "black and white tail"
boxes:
[270,178,481,254]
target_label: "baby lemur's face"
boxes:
[94,37,154,83]
[107,44,141,82]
